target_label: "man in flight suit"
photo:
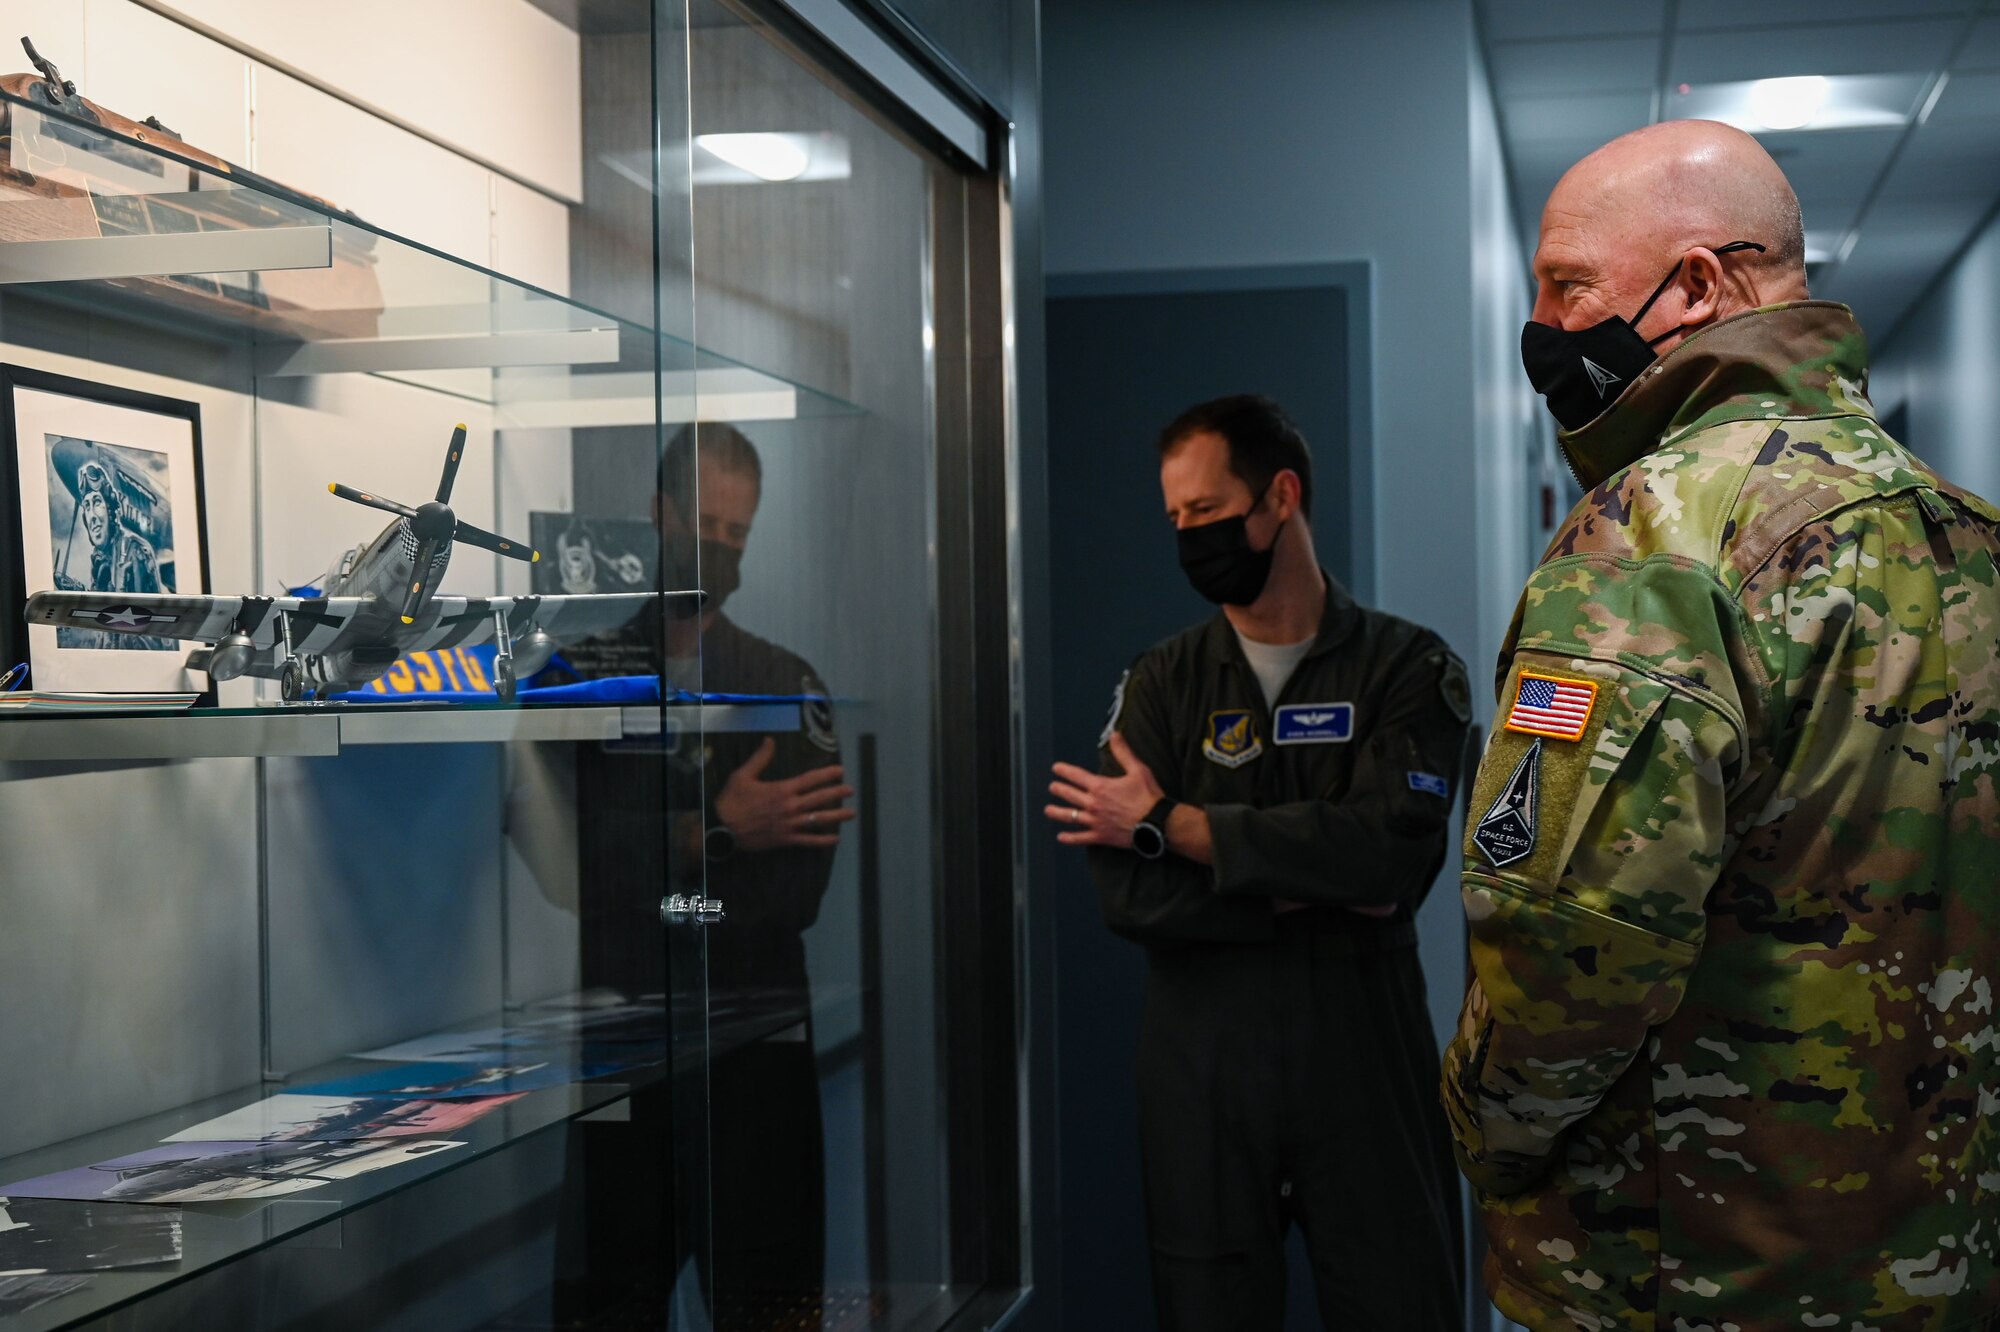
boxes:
[1047,394,1470,1331]
[1443,120,2000,1332]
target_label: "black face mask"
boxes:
[1177,485,1284,606]
[1521,240,1765,432]
[665,530,744,614]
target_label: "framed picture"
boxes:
[0,365,209,693]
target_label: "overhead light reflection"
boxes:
[697,133,811,182]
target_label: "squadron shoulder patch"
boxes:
[1436,653,1472,724]
[1472,738,1540,868]
[1203,710,1263,768]
[801,675,838,753]
[1099,670,1129,749]
[1504,671,1598,742]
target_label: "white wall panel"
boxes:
[492,174,571,297]
[142,0,582,201]
[0,1,84,85]
[253,66,491,269]
[83,0,249,165]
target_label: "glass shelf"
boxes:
[0,977,863,1332]
[0,89,860,424]
[0,699,818,761]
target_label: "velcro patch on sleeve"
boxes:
[1504,670,1599,742]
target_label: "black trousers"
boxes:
[1137,918,1463,1332]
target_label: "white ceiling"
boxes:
[1477,0,2000,345]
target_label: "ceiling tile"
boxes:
[1924,69,2000,123]
[1669,19,1961,84]
[1851,193,1993,261]
[1794,195,1864,238]
[1501,90,1653,142]
[1480,0,1666,43]
[1879,113,2000,200]
[1490,36,1661,99]
[1677,1,1967,32]
[1756,126,1904,202]
[1958,16,2000,69]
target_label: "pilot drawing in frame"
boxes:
[50,438,172,650]
[564,422,851,1328]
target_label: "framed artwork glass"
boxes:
[0,365,209,693]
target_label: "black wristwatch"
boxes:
[1132,798,1177,861]
[704,823,737,863]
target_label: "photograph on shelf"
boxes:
[528,512,662,680]
[0,1274,88,1317]
[163,1093,523,1144]
[0,365,208,695]
[0,1197,182,1275]
[0,1138,465,1205]
[292,1059,640,1101]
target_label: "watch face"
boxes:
[1133,822,1165,860]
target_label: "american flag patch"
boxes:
[1504,671,1598,742]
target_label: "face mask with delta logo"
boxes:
[1520,240,1765,433]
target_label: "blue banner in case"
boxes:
[1273,703,1353,745]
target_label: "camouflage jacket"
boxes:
[1440,303,2000,1331]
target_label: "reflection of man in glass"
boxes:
[658,422,850,1325]
[564,422,848,1327]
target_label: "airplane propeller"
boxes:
[326,423,540,625]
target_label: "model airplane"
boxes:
[25,425,701,703]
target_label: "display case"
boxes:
[0,1,1025,1330]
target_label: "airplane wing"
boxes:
[384,591,705,655]
[25,592,374,652]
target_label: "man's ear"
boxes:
[1678,248,1727,329]
[1271,469,1303,522]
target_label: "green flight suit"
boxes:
[1094,574,1471,1331]
[1442,302,2000,1332]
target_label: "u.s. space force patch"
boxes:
[1472,738,1540,867]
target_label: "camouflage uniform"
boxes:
[1440,302,2000,1331]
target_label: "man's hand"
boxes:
[714,737,855,851]
[1046,732,1165,849]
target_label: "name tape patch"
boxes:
[1274,702,1353,745]
[1504,671,1598,742]
[1407,771,1450,798]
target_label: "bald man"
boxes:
[1442,119,2000,1331]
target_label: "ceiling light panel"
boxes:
[1669,19,1960,85]
[1667,73,1929,132]
[689,132,851,186]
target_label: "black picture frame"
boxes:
[0,364,211,698]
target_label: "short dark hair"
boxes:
[659,422,763,521]
[1156,394,1312,518]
